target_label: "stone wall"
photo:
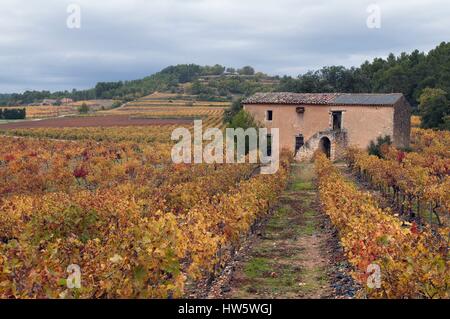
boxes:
[295,129,348,162]
[243,103,395,153]
[393,97,411,148]
[333,130,348,160]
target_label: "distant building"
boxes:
[41,99,58,106]
[242,92,411,161]
[60,98,74,104]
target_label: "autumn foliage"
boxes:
[0,135,290,298]
[316,153,449,298]
[346,128,449,225]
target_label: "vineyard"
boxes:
[0,97,257,298]
[3,0,450,305]
[0,126,176,143]
[347,128,450,227]
[0,105,448,299]
[0,95,226,142]
[1,105,77,119]
[316,153,448,298]
[316,127,449,298]
[1,100,116,119]
[0,131,291,298]
[0,117,224,143]
[103,93,227,129]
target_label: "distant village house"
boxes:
[41,99,58,106]
[40,98,73,106]
[243,93,411,161]
[60,98,74,104]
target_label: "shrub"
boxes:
[367,135,392,158]
[111,101,122,109]
[78,103,89,114]
[223,98,243,124]
[0,108,26,120]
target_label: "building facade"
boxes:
[60,98,74,104]
[243,92,411,161]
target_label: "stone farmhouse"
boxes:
[242,92,411,161]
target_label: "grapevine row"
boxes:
[346,147,449,226]
[316,153,449,298]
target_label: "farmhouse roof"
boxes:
[242,92,404,106]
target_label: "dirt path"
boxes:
[209,163,356,299]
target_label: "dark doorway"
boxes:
[332,111,342,130]
[319,137,331,159]
[266,134,272,156]
[295,135,304,154]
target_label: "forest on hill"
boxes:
[1,42,450,111]
[278,41,450,108]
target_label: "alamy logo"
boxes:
[366,263,381,289]
[171,120,280,174]
[67,4,81,29]
[366,4,381,29]
[66,264,81,289]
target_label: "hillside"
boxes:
[0,65,279,106]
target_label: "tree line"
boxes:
[277,42,450,110]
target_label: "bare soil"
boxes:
[0,115,191,129]
[204,163,358,299]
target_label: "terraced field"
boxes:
[0,93,229,140]
[104,93,228,129]
[2,105,77,118]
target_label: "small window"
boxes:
[267,110,273,121]
[296,107,305,114]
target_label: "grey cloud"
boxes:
[0,0,449,92]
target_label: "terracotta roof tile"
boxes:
[242,92,404,106]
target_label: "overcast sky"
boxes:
[1,0,449,93]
